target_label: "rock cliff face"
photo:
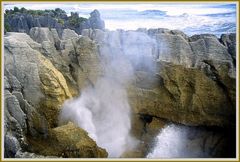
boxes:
[80,29,236,157]
[4,29,106,158]
[4,26,236,158]
[82,29,235,127]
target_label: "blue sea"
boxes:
[4,3,237,37]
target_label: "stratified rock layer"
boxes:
[26,122,108,158]
[82,29,235,127]
[4,27,236,158]
[4,9,105,35]
[4,30,106,158]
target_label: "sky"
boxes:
[3,2,237,36]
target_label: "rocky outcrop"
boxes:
[62,29,79,40]
[27,122,108,158]
[15,151,57,158]
[29,27,80,96]
[4,31,105,158]
[128,61,235,127]
[80,10,105,31]
[82,29,236,157]
[5,13,64,34]
[4,26,236,158]
[82,29,236,127]
[4,32,72,128]
[154,31,233,70]
[220,33,236,66]
[4,9,105,35]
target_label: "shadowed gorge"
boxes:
[3,6,236,159]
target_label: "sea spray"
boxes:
[147,124,210,158]
[59,76,134,157]
[59,31,157,157]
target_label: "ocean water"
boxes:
[4,3,237,36]
[147,124,210,158]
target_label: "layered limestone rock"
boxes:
[80,29,236,158]
[62,28,79,40]
[60,32,103,90]
[220,33,236,65]
[151,31,234,71]
[27,122,108,158]
[4,32,72,128]
[82,29,236,128]
[5,9,105,35]
[4,32,71,157]
[129,61,235,127]
[30,28,79,96]
[4,27,236,158]
[4,30,107,158]
[30,27,102,94]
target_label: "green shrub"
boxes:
[20,7,27,13]
[13,7,19,13]
[57,18,64,25]
[69,12,87,26]
[54,8,66,15]
[4,7,87,27]
[5,23,11,32]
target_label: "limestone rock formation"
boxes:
[27,122,108,158]
[3,26,236,158]
[82,29,236,128]
[220,33,236,65]
[4,29,106,158]
[5,8,105,35]
[50,122,107,157]
[62,29,79,40]
[129,61,235,127]
[81,29,236,158]
[5,12,63,34]
[4,32,72,128]
[4,32,70,157]
[79,10,105,31]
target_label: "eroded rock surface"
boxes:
[82,29,235,127]
[4,9,105,35]
[4,27,236,158]
[4,31,104,158]
[26,122,108,158]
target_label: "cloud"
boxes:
[3,2,236,16]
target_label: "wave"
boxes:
[200,11,236,17]
[147,124,210,158]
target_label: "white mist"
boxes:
[59,31,157,157]
[147,124,209,158]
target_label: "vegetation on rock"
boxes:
[5,7,66,17]
[4,7,91,34]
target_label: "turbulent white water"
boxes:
[147,124,209,158]
[59,31,156,157]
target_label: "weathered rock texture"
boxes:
[26,122,108,158]
[82,29,236,157]
[82,29,236,127]
[4,26,236,158]
[4,30,106,158]
[4,9,105,35]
